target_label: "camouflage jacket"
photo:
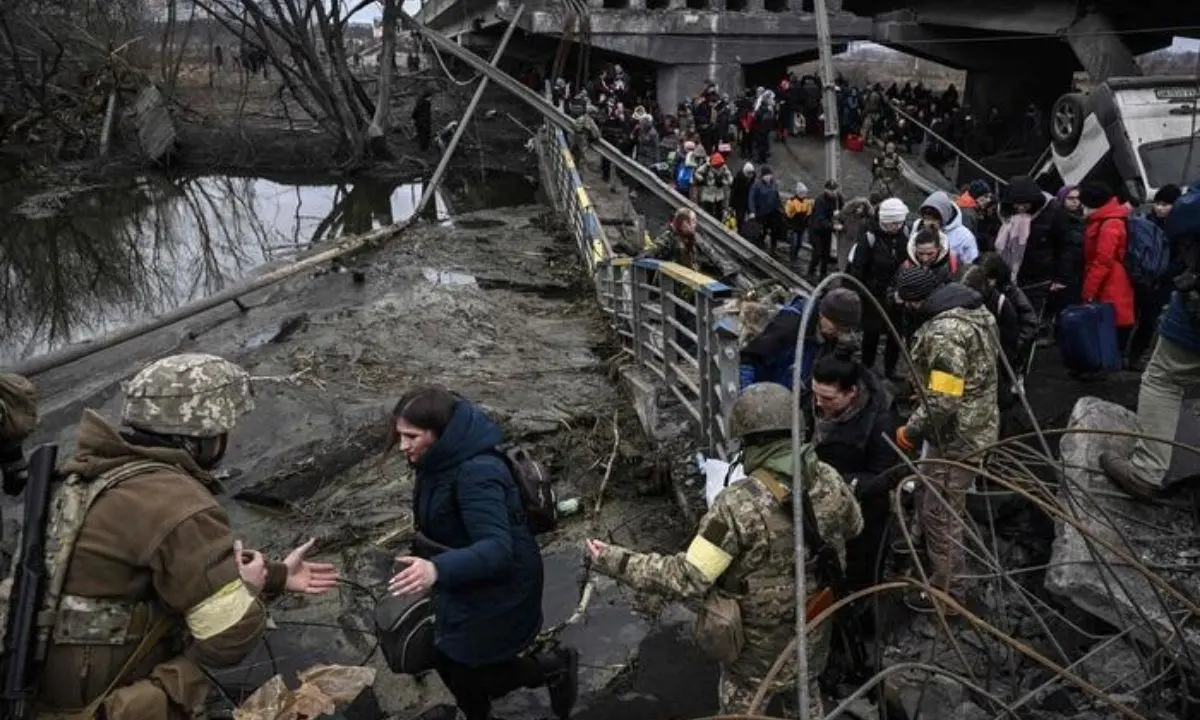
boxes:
[693,163,734,204]
[569,115,601,154]
[648,224,699,270]
[907,297,1001,458]
[593,442,862,689]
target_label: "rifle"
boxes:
[1,444,57,720]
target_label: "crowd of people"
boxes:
[542,61,1200,720]
[0,61,1157,720]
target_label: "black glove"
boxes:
[851,473,892,499]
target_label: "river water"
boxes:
[0,169,536,366]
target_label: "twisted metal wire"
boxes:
[721,271,1200,719]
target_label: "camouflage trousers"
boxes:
[917,447,974,598]
[718,619,831,718]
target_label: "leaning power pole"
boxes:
[813,0,841,186]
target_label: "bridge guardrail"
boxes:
[535,116,740,459]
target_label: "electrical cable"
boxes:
[423,35,480,86]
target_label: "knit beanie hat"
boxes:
[1078,181,1112,210]
[878,197,909,224]
[794,181,809,196]
[967,179,991,199]
[895,266,941,302]
[1154,184,1182,205]
[743,162,755,174]
[819,288,862,328]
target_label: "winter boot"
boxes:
[540,646,579,719]
[1099,451,1161,501]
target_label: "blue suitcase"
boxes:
[1057,302,1122,375]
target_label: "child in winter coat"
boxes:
[785,182,814,265]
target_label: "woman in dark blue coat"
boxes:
[387,386,577,720]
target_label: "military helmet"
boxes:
[121,353,254,438]
[728,382,793,439]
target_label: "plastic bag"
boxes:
[233,664,376,720]
[698,454,746,508]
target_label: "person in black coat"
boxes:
[730,161,756,234]
[847,197,909,378]
[412,90,433,151]
[810,353,898,592]
[388,387,578,720]
[1000,175,1070,319]
[809,180,845,279]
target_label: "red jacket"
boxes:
[1082,198,1135,328]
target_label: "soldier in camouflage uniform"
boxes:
[870,141,903,199]
[0,354,338,718]
[586,383,863,717]
[645,207,700,270]
[0,373,38,568]
[567,112,601,166]
[893,267,1000,613]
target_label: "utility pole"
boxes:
[813,0,841,186]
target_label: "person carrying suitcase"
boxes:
[1079,182,1135,354]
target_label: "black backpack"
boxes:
[413,446,558,545]
[495,446,558,534]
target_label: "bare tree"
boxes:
[367,0,397,156]
[0,0,149,157]
[190,0,387,161]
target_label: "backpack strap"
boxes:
[748,469,790,504]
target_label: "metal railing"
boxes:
[539,121,612,272]
[535,116,741,459]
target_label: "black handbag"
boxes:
[376,594,436,676]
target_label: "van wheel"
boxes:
[1050,93,1085,152]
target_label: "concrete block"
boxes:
[1045,397,1200,668]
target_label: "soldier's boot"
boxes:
[1099,451,1161,501]
[538,645,579,718]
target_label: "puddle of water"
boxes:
[420,268,478,287]
[0,169,537,365]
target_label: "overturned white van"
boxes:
[1044,76,1199,202]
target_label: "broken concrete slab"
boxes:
[1078,638,1152,695]
[1045,396,1200,669]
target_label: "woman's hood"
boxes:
[416,399,504,473]
[919,191,964,231]
[906,227,950,264]
[1000,175,1048,216]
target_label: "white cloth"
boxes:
[699,454,746,507]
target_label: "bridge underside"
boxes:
[437,7,868,108]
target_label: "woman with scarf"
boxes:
[995,175,1070,335]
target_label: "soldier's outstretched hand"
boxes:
[585,538,608,561]
[282,538,340,595]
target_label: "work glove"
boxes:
[896,425,918,453]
